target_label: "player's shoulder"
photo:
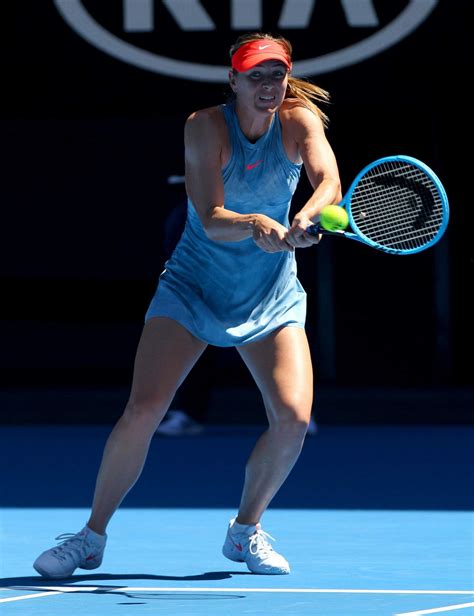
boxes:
[186,105,224,129]
[279,98,324,130]
[185,105,227,153]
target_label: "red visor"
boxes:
[231,40,292,73]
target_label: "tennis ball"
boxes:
[320,205,349,231]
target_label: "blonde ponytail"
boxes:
[286,77,330,127]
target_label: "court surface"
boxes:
[1,424,473,615]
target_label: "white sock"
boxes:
[232,520,258,534]
[85,525,107,541]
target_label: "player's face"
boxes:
[231,61,289,114]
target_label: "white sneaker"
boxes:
[33,526,107,578]
[155,410,204,436]
[222,518,290,575]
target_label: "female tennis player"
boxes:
[34,32,341,577]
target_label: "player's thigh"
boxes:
[128,317,207,411]
[237,326,313,424]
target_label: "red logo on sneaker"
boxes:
[85,554,96,561]
[230,538,243,552]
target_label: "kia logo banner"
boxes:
[54,0,439,81]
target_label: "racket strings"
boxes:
[350,161,444,250]
[354,166,443,227]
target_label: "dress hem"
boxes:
[144,310,305,348]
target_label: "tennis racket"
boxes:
[306,155,449,255]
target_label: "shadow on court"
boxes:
[0,570,252,586]
[0,573,251,604]
[1,579,248,605]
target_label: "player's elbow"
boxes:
[203,222,219,241]
[201,207,223,241]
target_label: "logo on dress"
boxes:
[246,160,263,171]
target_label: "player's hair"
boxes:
[229,32,330,126]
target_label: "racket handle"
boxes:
[305,223,321,237]
[305,224,345,237]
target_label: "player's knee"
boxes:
[270,398,312,433]
[123,396,169,424]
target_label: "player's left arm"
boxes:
[285,105,342,247]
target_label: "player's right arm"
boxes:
[184,109,292,252]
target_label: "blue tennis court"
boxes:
[1,423,473,615]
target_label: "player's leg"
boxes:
[222,326,312,574]
[34,317,206,578]
[87,317,207,534]
[155,345,216,436]
[235,325,313,524]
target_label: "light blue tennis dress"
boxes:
[145,100,306,346]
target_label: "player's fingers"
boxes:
[286,226,313,248]
[255,236,293,253]
[285,236,297,248]
[285,227,302,246]
[272,230,294,251]
[293,237,315,248]
[304,231,321,245]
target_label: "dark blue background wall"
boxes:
[2,2,472,415]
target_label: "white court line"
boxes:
[396,601,474,615]
[2,586,472,614]
[0,586,98,604]
[1,586,473,603]
[0,591,65,603]
[121,588,474,595]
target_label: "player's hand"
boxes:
[286,212,321,248]
[252,215,294,253]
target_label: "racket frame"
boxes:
[308,155,450,255]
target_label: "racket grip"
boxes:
[305,224,345,237]
[305,223,321,237]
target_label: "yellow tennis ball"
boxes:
[320,205,349,231]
